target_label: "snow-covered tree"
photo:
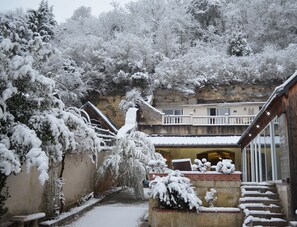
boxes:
[0,11,102,186]
[98,131,163,198]
[71,6,92,24]
[27,0,57,41]
[150,170,202,211]
[227,32,252,56]
[118,88,143,113]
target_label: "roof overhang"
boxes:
[149,136,241,148]
[238,71,297,148]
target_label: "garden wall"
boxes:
[2,151,107,221]
[150,207,242,227]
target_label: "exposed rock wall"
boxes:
[153,83,276,107]
[85,94,125,127]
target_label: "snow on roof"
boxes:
[148,136,241,146]
[117,108,138,137]
[82,101,118,133]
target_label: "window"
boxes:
[208,107,230,124]
[163,108,183,115]
[207,107,230,116]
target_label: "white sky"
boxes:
[0,0,132,24]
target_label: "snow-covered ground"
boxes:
[63,188,149,227]
[64,202,147,227]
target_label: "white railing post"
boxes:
[190,113,193,125]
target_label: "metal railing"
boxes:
[162,114,255,126]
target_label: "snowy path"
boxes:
[64,188,149,227]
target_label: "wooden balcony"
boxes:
[162,114,255,126]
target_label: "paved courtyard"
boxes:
[64,188,149,227]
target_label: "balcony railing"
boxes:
[162,114,255,126]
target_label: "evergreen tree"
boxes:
[27,0,57,41]
[227,32,252,56]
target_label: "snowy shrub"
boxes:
[131,72,149,89]
[147,159,168,173]
[205,188,217,207]
[192,158,211,172]
[149,170,202,211]
[227,32,252,57]
[216,159,235,174]
[118,88,142,113]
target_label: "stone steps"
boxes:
[240,182,288,227]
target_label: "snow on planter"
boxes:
[149,170,202,212]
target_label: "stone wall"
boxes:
[3,152,107,220]
[138,101,162,125]
[275,181,291,219]
[150,207,243,227]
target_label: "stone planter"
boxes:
[150,206,243,227]
[149,171,241,207]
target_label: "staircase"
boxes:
[239,182,288,226]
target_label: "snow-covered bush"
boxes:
[216,159,235,174]
[205,188,217,207]
[192,158,211,172]
[147,159,168,173]
[149,170,202,211]
[118,89,142,114]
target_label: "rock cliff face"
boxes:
[153,83,276,107]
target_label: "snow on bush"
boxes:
[149,170,202,211]
[205,188,217,207]
[147,159,168,173]
[192,158,211,172]
[216,159,235,174]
